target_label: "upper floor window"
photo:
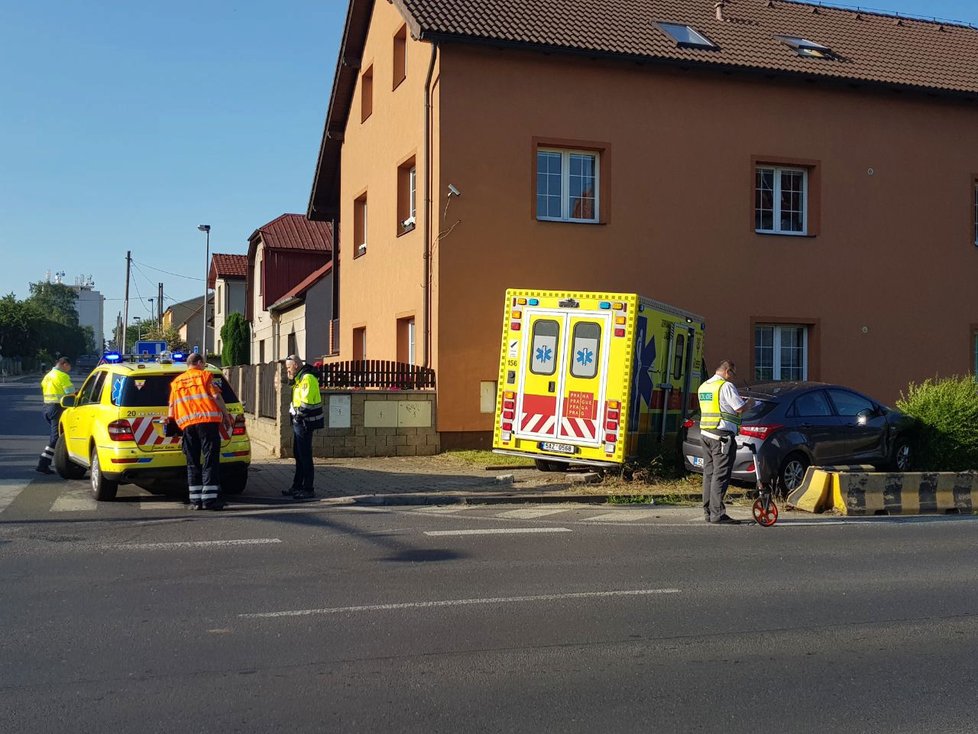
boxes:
[393,25,407,89]
[361,65,373,122]
[397,158,417,233]
[777,36,837,60]
[354,193,368,257]
[656,22,717,50]
[755,324,808,381]
[537,148,599,223]
[756,166,807,235]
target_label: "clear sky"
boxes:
[2,0,976,340]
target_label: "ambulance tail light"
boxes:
[739,424,783,440]
[614,328,625,337]
[683,418,695,429]
[232,414,247,436]
[108,420,135,442]
[603,401,621,455]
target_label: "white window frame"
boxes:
[755,166,808,236]
[755,324,809,381]
[409,167,417,220]
[408,318,416,365]
[537,148,600,224]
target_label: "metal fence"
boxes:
[317,360,435,390]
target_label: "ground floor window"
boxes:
[755,324,808,381]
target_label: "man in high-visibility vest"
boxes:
[697,360,753,525]
[167,353,232,510]
[37,357,75,474]
[283,354,324,501]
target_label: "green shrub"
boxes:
[896,375,978,471]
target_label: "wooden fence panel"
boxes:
[317,360,435,390]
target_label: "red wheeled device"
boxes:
[744,442,778,527]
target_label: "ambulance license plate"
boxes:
[540,442,577,455]
[689,455,704,468]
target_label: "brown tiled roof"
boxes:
[210,253,248,280]
[398,0,978,96]
[252,213,333,252]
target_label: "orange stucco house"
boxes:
[308,0,978,449]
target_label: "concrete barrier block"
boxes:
[786,467,833,513]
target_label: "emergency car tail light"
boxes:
[603,401,621,454]
[614,328,625,337]
[682,418,695,429]
[739,424,783,440]
[501,421,513,432]
[510,322,521,331]
[232,415,247,436]
[108,420,135,442]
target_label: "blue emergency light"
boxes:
[102,351,122,363]
[171,351,187,362]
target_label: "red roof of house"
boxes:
[269,262,333,311]
[251,213,333,253]
[210,253,248,280]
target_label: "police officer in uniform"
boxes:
[37,357,75,474]
[697,360,752,524]
[283,355,324,501]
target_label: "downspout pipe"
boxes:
[422,42,438,369]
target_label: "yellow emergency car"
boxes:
[492,289,705,469]
[53,353,251,500]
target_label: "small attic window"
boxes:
[777,35,837,59]
[656,22,718,50]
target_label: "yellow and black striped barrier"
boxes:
[787,468,978,515]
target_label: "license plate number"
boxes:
[540,442,577,455]
[690,456,704,468]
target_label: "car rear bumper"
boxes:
[102,460,250,483]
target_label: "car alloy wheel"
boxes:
[778,454,809,494]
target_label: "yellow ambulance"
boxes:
[492,289,705,470]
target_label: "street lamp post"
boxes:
[198,224,211,357]
[133,316,142,343]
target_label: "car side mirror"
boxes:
[61,395,76,408]
[856,407,874,425]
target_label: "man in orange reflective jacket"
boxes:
[168,353,232,510]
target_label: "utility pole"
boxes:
[122,250,131,352]
[157,283,164,322]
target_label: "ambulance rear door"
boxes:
[515,307,610,455]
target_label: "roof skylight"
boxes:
[777,35,837,59]
[656,22,718,50]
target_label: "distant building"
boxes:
[209,253,249,357]
[163,294,212,353]
[69,280,105,353]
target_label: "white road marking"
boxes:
[0,480,31,513]
[416,506,467,514]
[50,487,98,512]
[138,501,181,511]
[240,588,681,619]
[101,538,283,550]
[585,511,661,522]
[424,527,572,537]
[497,508,569,519]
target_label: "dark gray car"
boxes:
[681,381,915,494]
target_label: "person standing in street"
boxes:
[697,360,753,525]
[283,355,324,501]
[37,357,75,474]
[168,353,232,510]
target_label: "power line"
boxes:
[132,259,203,282]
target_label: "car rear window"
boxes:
[741,399,776,421]
[110,373,239,408]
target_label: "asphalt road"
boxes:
[3,380,978,733]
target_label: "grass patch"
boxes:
[440,450,535,467]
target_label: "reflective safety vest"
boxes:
[41,368,74,404]
[169,369,223,429]
[698,375,742,432]
[291,367,324,430]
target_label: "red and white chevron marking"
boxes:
[519,413,557,435]
[131,417,181,447]
[559,417,598,441]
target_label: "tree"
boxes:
[0,294,41,358]
[27,282,80,327]
[220,313,250,366]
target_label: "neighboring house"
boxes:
[269,262,334,361]
[69,279,105,353]
[162,295,211,351]
[209,253,249,357]
[246,213,334,364]
[308,0,978,449]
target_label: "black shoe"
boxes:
[292,490,315,502]
[202,501,225,511]
[35,466,55,475]
[711,515,742,525]
[281,487,301,496]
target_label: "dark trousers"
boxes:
[702,432,736,521]
[182,422,221,492]
[38,404,62,469]
[292,423,315,491]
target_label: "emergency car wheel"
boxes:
[891,440,912,472]
[221,465,248,495]
[89,446,118,501]
[54,435,86,480]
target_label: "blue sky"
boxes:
[1,0,976,339]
